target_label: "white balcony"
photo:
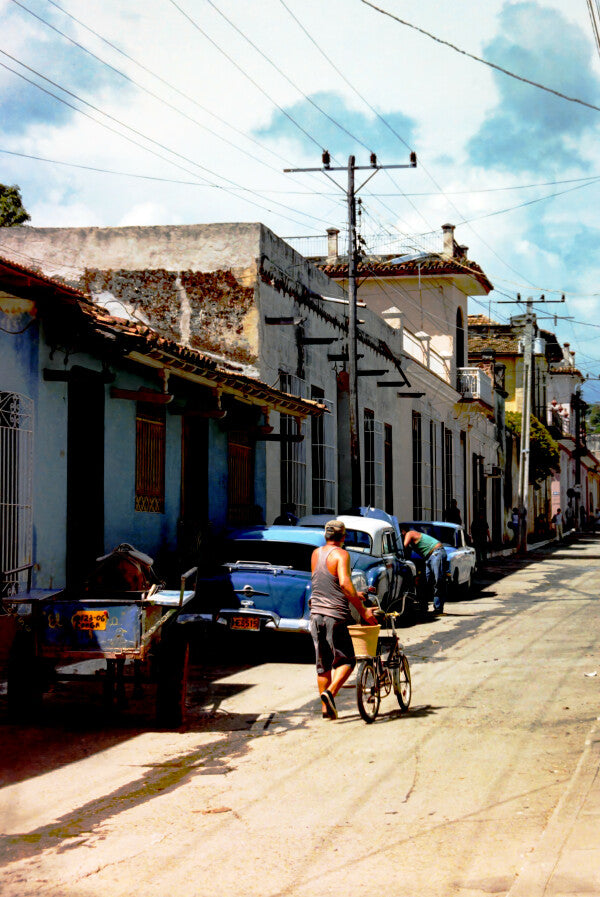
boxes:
[457,367,493,408]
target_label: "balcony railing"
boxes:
[457,367,493,407]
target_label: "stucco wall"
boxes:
[0,223,263,284]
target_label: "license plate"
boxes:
[231,615,260,631]
[71,610,109,631]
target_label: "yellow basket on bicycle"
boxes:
[348,623,380,658]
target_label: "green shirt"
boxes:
[414,531,441,559]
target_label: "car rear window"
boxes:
[402,524,457,547]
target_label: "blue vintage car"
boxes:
[181,521,417,634]
[399,521,477,596]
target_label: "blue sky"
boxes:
[2,0,600,397]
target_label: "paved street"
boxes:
[1,536,600,897]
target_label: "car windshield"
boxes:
[295,526,372,553]
[402,523,458,548]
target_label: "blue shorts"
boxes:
[309,614,356,675]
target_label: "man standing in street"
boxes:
[552,508,564,542]
[401,526,449,614]
[310,520,378,720]
[443,498,462,525]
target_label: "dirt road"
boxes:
[1,537,599,897]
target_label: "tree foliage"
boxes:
[587,403,600,434]
[0,184,30,227]
[505,411,560,481]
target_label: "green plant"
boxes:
[0,184,30,226]
[505,411,560,481]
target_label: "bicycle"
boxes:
[354,610,411,723]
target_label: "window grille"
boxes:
[364,411,384,508]
[135,405,165,513]
[443,428,454,513]
[311,386,335,514]
[0,392,33,595]
[280,372,306,516]
[384,423,393,514]
[228,430,255,524]
[412,411,422,517]
[429,419,437,519]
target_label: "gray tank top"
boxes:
[310,546,350,621]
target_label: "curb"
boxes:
[506,720,600,897]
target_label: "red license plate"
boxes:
[231,616,260,631]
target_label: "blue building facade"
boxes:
[0,257,320,593]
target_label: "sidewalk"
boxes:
[507,719,600,896]
[495,532,600,896]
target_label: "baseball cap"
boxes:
[324,519,346,538]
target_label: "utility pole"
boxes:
[517,299,535,553]
[499,293,565,552]
[284,150,416,506]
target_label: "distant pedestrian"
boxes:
[565,504,575,533]
[552,508,563,541]
[443,498,462,525]
[508,507,520,545]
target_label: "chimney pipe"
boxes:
[442,223,456,258]
[326,227,340,261]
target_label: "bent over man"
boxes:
[310,520,377,720]
[401,526,449,614]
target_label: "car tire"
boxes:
[459,568,472,597]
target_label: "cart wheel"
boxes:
[156,628,189,728]
[7,632,45,721]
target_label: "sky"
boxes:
[2,0,600,399]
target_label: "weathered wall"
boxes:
[84,268,257,364]
[0,223,263,283]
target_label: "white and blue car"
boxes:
[400,521,477,596]
[182,518,418,635]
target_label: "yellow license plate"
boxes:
[71,610,109,631]
[231,616,260,631]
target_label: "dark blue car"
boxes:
[180,522,417,634]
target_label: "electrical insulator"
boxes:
[370,152,377,167]
[322,150,331,169]
[410,151,417,166]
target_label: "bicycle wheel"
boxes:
[393,653,411,710]
[356,659,380,723]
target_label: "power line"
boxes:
[278,0,540,285]
[361,0,600,115]
[455,177,600,225]
[277,0,436,232]
[166,0,324,153]
[586,0,600,61]
[11,0,309,183]
[202,0,374,155]
[0,52,334,229]
[39,0,317,180]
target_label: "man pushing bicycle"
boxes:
[309,519,378,720]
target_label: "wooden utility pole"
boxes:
[284,151,416,506]
[517,299,535,553]
[499,293,565,552]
